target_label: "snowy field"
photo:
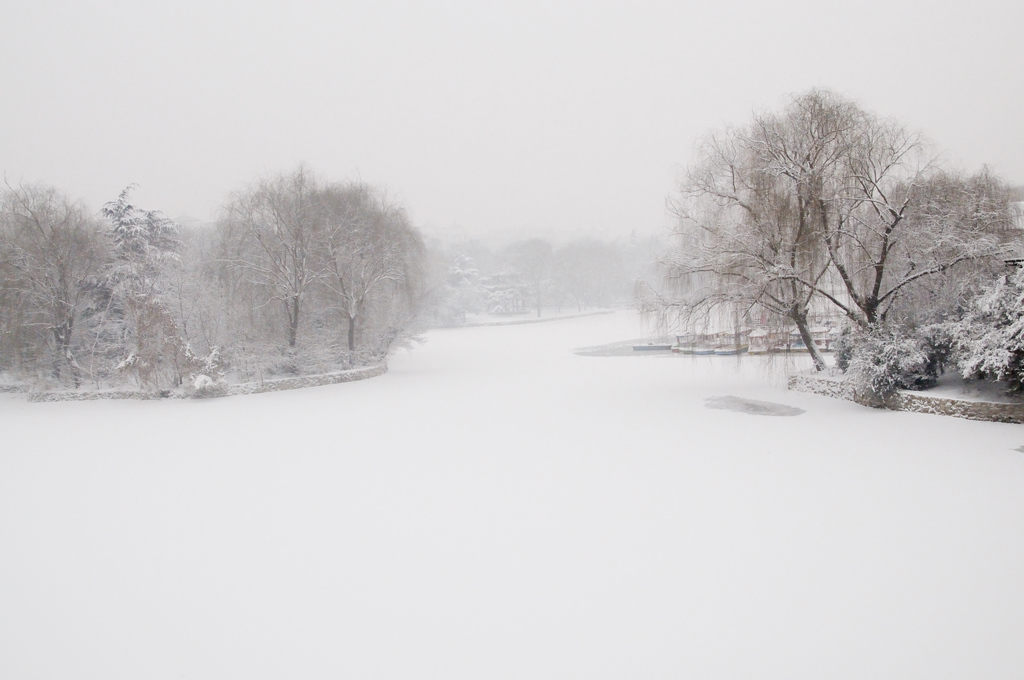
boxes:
[2,310,1024,679]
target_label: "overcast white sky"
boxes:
[1,0,1021,241]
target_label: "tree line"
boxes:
[650,89,1024,396]
[0,167,425,393]
[431,234,659,325]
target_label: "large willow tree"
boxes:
[664,90,857,370]
[661,89,1013,371]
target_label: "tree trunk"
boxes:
[347,315,356,352]
[863,298,879,326]
[52,321,66,381]
[286,297,300,348]
[52,318,80,387]
[64,347,81,388]
[792,311,827,372]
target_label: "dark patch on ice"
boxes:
[1015,445,1024,453]
[705,396,805,417]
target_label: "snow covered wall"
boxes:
[2,311,1023,679]
[25,364,387,402]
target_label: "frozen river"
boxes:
[2,311,1023,679]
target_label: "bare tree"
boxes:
[318,182,424,354]
[825,151,1012,326]
[0,183,107,386]
[221,167,323,349]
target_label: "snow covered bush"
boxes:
[488,288,524,314]
[435,253,486,324]
[918,323,955,382]
[844,325,934,402]
[186,373,225,398]
[832,325,855,372]
[949,268,1024,392]
[183,346,227,398]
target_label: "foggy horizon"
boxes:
[2,0,1022,240]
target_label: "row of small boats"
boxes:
[632,327,836,355]
[680,327,836,354]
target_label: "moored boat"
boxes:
[713,329,749,355]
[672,334,697,354]
[632,343,673,351]
[748,328,771,354]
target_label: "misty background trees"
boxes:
[0,167,648,393]
[652,88,1024,395]
[428,234,656,325]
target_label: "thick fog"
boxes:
[2,0,1022,239]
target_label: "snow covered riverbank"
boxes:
[2,310,1023,679]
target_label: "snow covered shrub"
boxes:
[832,325,856,372]
[267,350,301,376]
[844,325,933,402]
[192,374,215,390]
[918,323,955,382]
[949,268,1024,392]
[187,372,227,399]
[182,345,227,398]
[488,288,524,314]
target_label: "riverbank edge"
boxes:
[788,373,1024,424]
[23,364,387,403]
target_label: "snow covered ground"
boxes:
[2,310,1023,679]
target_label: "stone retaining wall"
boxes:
[788,373,1024,424]
[28,389,163,403]
[223,364,387,396]
[26,364,387,403]
[887,391,1024,424]
[787,374,855,401]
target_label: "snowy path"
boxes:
[2,311,1024,679]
